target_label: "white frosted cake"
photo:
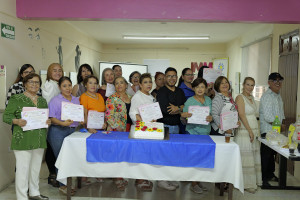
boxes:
[131,121,165,140]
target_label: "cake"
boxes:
[130,121,165,140]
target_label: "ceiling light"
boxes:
[123,36,210,40]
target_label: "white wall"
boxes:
[0,0,103,191]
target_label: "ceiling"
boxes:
[67,21,263,44]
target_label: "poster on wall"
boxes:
[213,58,229,78]
[0,65,6,111]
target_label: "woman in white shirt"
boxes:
[42,63,63,188]
[129,73,154,191]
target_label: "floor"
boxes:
[0,163,300,200]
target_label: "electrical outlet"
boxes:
[8,147,13,153]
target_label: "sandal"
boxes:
[223,183,229,193]
[122,179,128,185]
[136,180,153,191]
[114,179,125,190]
[95,178,104,183]
[82,178,92,186]
[135,179,153,187]
[59,187,75,196]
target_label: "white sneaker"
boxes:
[169,181,179,188]
[157,181,176,190]
[197,182,208,191]
[190,184,203,194]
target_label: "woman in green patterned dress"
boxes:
[3,73,51,200]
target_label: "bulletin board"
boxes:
[213,58,229,78]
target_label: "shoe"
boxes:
[245,188,255,194]
[136,180,153,191]
[190,184,203,194]
[29,194,49,200]
[268,176,279,182]
[59,187,75,196]
[169,181,179,188]
[157,181,176,191]
[262,181,271,187]
[114,178,126,190]
[95,178,104,183]
[197,182,208,191]
[47,174,60,187]
[82,178,92,186]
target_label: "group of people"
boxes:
[3,62,285,200]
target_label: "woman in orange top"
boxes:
[80,75,107,133]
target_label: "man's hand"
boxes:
[167,103,179,114]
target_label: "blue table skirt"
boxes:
[86,132,216,168]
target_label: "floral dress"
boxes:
[105,93,132,131]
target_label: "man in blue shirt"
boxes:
[259,72,285,187]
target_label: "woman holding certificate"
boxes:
[42,63,64,188]
[48,76,81,196]
[234,77,262,194]
[97,68,115,101]
[3,73,51,200]
[72,64,93,97]
[180,78,212,194]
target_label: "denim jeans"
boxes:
[164,125,180,134]
[47,125,75,186]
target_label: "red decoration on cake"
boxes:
[152,127,157,130]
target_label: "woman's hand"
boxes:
[16,119,27,127]
[88,128,97,134]
[62,119,74,127]
[151,119,157,122]
[249,131,254,143]
[237,121,241,127]
[101,122,108,130]
[46,119,51,126]
[181,112,192,119]
[225,129,232,134]
[116,127,124,132]
[206,115,213,122]
[136,114,142,122]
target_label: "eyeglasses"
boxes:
[271,79,283,83]
[23,70,35,75]
[132,76,140,79]
[184,74,194,77]
[166,75,177,79]
[28,81,40,85]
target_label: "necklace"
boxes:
[242,92,252,100]
[25,91,37,100]
[86,91,98,99]
[195,95,205,104]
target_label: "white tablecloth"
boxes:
[56,132,244,193]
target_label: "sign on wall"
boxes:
[213,58,229,78]
[1,23,15,40]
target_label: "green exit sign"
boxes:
[1,23,15,40]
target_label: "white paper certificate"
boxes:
[105,83,116,97]
[203,68,222,84]
[87,110,105,129]
[21,109,49,131]
[220,111,238,131]
[138,102,163,122]
[187,106,210,125]
[61,102,84,122]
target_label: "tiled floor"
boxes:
[1,163,300,200]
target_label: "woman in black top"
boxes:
[151,72,165,98]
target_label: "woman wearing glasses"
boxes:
[3,73,51,200]
[5,64,42,108]
[129,71,141,93]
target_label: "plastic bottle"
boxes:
[272,115,281,133]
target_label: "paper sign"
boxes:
[138,102,163,122]
[105,83,116,97]
[203,68,222,84]
[220,111,239,131]
[61,102,84,121]
[87,110,105,129]
[21,109,49,131]
[188,106,210,125]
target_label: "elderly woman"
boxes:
[3,73,51,200]
[105,76,132,190]
[72,64,93,97]
[97,68,115,101]
[112,65,122,78]
[42,63,64,187]
[151,72,165,99]
[129,71,141,93]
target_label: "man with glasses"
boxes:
[156,67,186,190]
[259,72,285,187]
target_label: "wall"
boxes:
[0,0,103,191]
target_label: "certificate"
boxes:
[105,83,116,97]
[21,109,49,131]
[87,110,105,129]
[126,84,135,96]
[220,111,239,131]
[188,106,210,125]
[203,68,222,84]
[138,102,163,122]
[61,102,84,122]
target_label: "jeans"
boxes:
[164,125,179,134]
[47,125,75,186]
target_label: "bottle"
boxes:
[272,115,281,133]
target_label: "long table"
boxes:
[56,132,244,199]
[258,138,300,190]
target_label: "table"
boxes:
[56,132,244,199]
[258,138,300,190]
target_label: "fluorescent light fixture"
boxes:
[123,36,210,40]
